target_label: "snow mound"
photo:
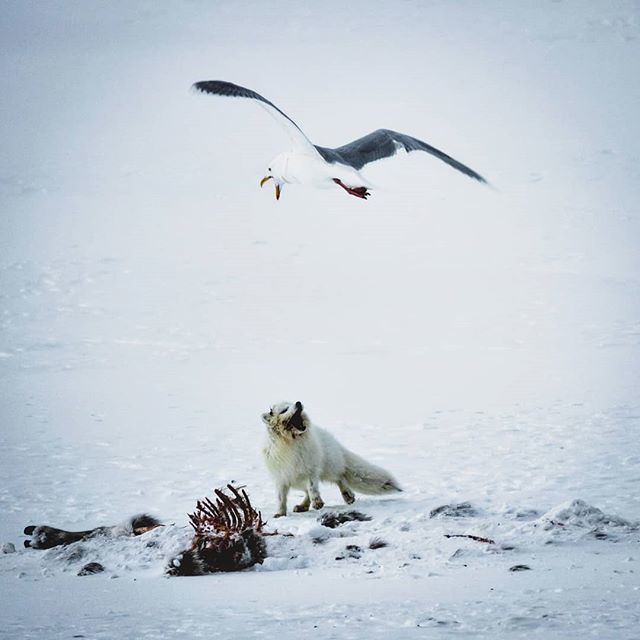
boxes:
[515,499,639,543]
[4,525,193,579]
[542,499,638,530]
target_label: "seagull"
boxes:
[192,80,487,200]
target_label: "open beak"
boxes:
[260,175,281,200]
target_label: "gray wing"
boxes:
[315,129,486,183]
[192,80,318,153]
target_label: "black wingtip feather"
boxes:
[190,80,308,138]
[192,80,251,99]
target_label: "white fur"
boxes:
[261,401,401,517]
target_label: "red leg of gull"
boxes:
[332,178,371,199]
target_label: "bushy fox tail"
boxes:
[343,451,402,495]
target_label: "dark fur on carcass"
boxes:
[23,514,162,549]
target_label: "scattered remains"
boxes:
[23,514,163,550]
[369,537,389,549]
[166,484,267,576]
[78,562,105,576]
[509,564,532,572]
[444,534,495,544]
[319,510,372,529]
[430,502,479,519]
[335,544,363,561]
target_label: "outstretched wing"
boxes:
[315,128,487,183]
[192,80,319,155]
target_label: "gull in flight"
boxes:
[192,80,487,200]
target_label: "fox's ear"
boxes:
[295,401,303,412]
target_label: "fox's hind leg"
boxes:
[293,491,311,513]
[338,480,356,505]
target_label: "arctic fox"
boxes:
[261,401,402,517]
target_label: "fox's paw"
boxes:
[312,498,325,510]
[273,512,286,518]
[293,503,310,513]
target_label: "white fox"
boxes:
[261,401,402,517]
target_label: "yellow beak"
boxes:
[260,175,281,200]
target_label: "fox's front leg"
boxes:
[274,484,289,518]
[307,477,324,510]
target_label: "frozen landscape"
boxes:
[1,1,639,638]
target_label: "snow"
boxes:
[1,0,640,638]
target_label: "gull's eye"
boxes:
[268,167,272,172]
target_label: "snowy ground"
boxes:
[1,1,640,638]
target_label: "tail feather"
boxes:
[343,451,402,495]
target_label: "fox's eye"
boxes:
[279,407,288,415]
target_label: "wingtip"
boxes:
[469,171,494,189]
[191,80,222,96]
[191,81,206,95]
[465,168,489,185]
[478,175,498,191]
[190,80,243,97]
